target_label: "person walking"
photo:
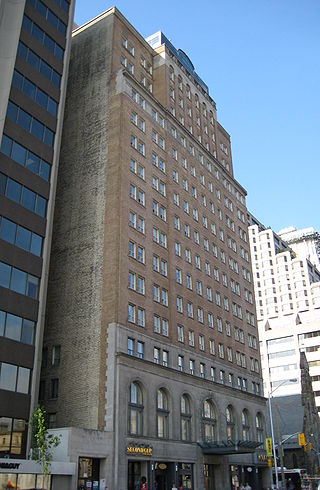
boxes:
[244,484,252,490]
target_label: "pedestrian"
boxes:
[240,485,245,490]
[244,484,252,490]
[171,483,177,490]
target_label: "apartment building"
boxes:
[278,226,320,270]
[39,8,268,490]
[248,216,320,407]
[0,0,75,482]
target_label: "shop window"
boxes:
[78,457,99,490]
[0,417,27,457]
[157,388,169,439]
[129,382,143,436]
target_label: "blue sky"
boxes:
[74,0,320,233]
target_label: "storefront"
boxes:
[127,443,152,490]
[0,458,76,490]
[78,457,100,490]
[203,464,215,490]
[0,470,51,489]
[126,444,194,490]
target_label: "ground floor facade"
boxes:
[39,319,270,489]
[23,323,270,489]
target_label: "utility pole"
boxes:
[274,400,286,490]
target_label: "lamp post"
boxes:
[268,378,297,489]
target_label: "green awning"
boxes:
[198,439,263,455]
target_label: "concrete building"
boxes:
[0,0,75,485]
[248,216,320,404]
[278,226,320,271]
[40,8,269,490]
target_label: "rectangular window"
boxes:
[0,215,43,256]
[178,355,184,372]
[0,309,35,345]
[0,172,47,217]
[0,261,39,299]
[162,318,169,337]
[154,347,160,364]
[17,41,61,88]
[199,335,205,351]
[209,339,215,355]
[162,350,169,367]
[137,341,144,359]
[177,324,184,342]
[208,312,214,328]
[189,359,195,375]
[1,134,51,181]
[128,338,134,355]
[50,378,59,399]
[52,345,60,366]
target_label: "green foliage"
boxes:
[29,406,61,476]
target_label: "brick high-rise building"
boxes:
[0,0,75,476]
[41,7,268,490]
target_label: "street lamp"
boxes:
[268,378,297,489]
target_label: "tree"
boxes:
[29,407,61,480]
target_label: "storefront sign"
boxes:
[0,463,20,470]
[258,453,268,462]
[127,444,152,456]
[265,437,273,456]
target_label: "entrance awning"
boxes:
[198,439,263,455]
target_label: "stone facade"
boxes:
[42,7,269,489]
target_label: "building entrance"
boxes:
[204,463,214,490]
[154,462,174,490]
[178,463,193,489]
[78,457,99,490]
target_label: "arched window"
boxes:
[181,394,192,441]
[202,399,216,442]
[255,412,264,442]
[241,409,250,441]
[157,388,169,438]
[226,405,235,441]
[129,382,143,435]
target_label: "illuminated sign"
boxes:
[266,438,273,457]
[127,444,152,456]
